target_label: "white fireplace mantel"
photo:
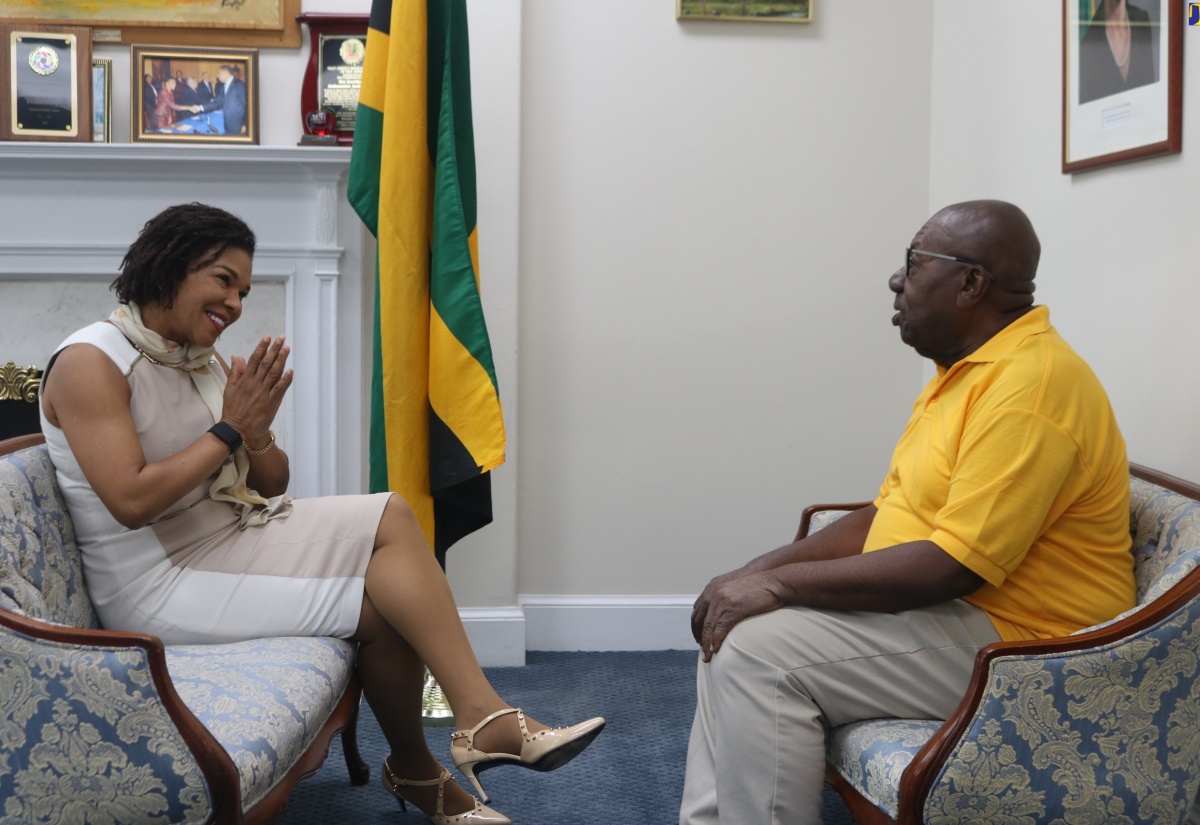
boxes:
[0,142,373,499]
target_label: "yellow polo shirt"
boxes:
[864,306,1134,641]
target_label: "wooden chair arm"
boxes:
[795,501,874,542]
[0,605,242,824]
[0,432,46,454]
[896,563,1200,824]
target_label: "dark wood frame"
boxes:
[0,23,92,142]
[131,44,259,146]
[1062,0,1183,173]
[0,434,370,824]
[807,464,1200,824]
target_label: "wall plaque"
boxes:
[297,13,367,147]
[1,24,92,141]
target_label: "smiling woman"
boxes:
[36,202,606,825]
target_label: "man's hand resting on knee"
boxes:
[690,506,984,663]
[692,570,788,662]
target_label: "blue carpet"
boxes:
[275,650,854,824]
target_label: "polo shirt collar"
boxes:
[935,305,1050,377]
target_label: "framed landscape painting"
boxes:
[0,0,300,47]
[678,1,812,23]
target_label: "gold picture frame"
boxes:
[677,0,813,23]
[132,45,258,145]
[0,23,91,141]
[92,57,110,142]
[0,0,300,49]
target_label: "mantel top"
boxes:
[0,142,351,177]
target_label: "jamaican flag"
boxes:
[348,0,505,561]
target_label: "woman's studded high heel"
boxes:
[450,708,605,803]
[381,757,510,825]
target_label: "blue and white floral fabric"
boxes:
[819,481,1200,824]
[0,444,97,628]
[0,632,212,824]
[167,637,355,810]
[0,445,360,822]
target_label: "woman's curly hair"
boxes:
[110,203,256,308]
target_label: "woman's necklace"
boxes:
[125,336,170,367]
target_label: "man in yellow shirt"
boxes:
[679,200,1134,825]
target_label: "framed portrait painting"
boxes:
[1062,0,1182,173]
[132,45,258,145]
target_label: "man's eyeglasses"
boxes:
[905,247,995,282]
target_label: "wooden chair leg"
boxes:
[341,680,371,786]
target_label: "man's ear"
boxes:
[955,267,990,309]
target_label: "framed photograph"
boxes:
[1062,0,1182,173]
[677,0,812,23]
[0,0,299,48]
[92,57,110,142]
[132,45,258,145]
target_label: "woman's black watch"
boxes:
[208,421,243,454]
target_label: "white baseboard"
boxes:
[459,607,527,667]
[522,595,697,652]
[458,596,699,666]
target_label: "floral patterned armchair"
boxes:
[0,435,370,824]
[808,464,1200,825]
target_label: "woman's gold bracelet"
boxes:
[246,430,276,456]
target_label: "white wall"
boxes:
[929,1,1200,483]
[193,0,944,624]
[516,2,937,599]
[43,0,1194,656]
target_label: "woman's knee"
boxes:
[373,493,421,551]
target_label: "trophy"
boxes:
[296,13,368,147]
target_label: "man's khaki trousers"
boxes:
[679,601,1001,825]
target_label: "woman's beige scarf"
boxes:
[109,303,292,528]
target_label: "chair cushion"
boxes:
[0,446,98,629]
[0,628,212,824]
[826,719,941,818]
[166,636,356,811]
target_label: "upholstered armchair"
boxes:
[0,436,369,824]
[812,465,1200,825]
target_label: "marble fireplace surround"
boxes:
[0,143,371,499]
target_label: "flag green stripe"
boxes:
[348,103,384,236]
[369,251,390,494]
[427,0,475,229]
[427,0,495,388]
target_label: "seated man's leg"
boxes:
[679,600,999,825]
